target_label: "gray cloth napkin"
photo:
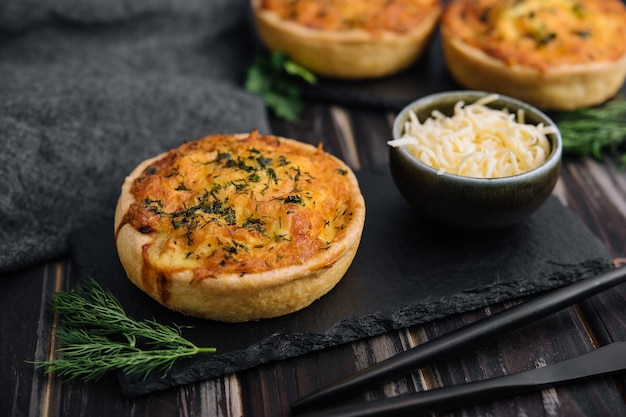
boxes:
[0,0,270,272]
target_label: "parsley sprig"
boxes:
[36,278,216,382]
[557,98,626,167]
[245,52,317,123]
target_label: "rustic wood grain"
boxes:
[415,305,626,417]
[2,98,625,417]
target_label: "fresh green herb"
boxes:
[243,216,265,234]
[277,155,289,166]
[144,198,165,214]
[245,52,317,123]
[572,29,590,39]
[267,167,278,183]
[284,194,304,205]
[557,98,626,167]
[533,30,556,47]
[35,278,215,382]
[256,155,273,169]
[571,2,586,18]
[216,152,232,162]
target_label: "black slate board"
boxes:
[69,168,613,397]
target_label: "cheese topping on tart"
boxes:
[117,131,361,281]
[442,0,626,71]
[261,0,442,35]
[115,131,365,322]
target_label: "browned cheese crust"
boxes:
[441,0,626,110]
[251,0,443,79]
[114,132,365,322]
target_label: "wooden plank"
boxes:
[238,340,359,415]
[558,157,626,255]
[267,103,626,417]
[3,96,625,417]
[557,155,626,389]
[402,303,626,416]
[343,107,395,172]
[0,261,66,417]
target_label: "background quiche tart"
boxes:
[114,132,365,322]
[440,0,626,110]
[251,0,442,79]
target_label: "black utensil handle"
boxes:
[292,266,626,412]
[299,342,626,417]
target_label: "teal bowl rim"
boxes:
[391,90,563,184]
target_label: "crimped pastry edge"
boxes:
[441,30,626,111]
[114,133,366,322]
[250,0,442,79]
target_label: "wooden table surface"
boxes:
[3,98,626,417]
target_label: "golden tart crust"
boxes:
[114,131,365,322]
[251,0,442,79]
[441,0,626,110]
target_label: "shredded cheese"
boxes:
[388,95,556,178]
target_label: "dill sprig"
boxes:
[557,97,626,167]
[36,278,216,382]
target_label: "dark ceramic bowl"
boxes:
[390,90,562,229]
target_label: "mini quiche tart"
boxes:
[114,131,365,322]
[440,0,626,110]
[251,0,443,79]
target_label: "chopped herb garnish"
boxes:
[230,179,249,193]
[144,198,165,215]
[216,152,231,162]
[277,155,289,166]
[243,217,265,234]
[257,155,272,169]
[145,197,162,206]
[572,29,590,39]
[284,195,304,205]
[530,29,556,47]
[223,245,238,255]
[267,168,278,184]
[273,233,291,243]
[223,208,236,225]
[572,3,586,18]
[183,228,194,245]
[236,158,255,172]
